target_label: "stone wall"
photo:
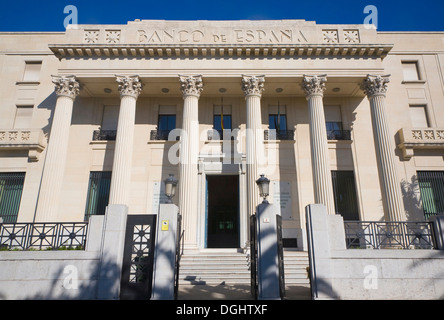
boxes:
[0,205,127,300]
[306,204,444,300]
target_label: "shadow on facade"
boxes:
[22,254,120,300]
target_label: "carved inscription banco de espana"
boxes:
[136,28,309,44]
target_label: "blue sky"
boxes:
[0,0,443,32]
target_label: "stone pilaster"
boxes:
[108,75,142,205]
[178,75,203,246]
[362,75,405,221]
[302,74,335,215]
[242,75,265,216]
[35,75,80,222]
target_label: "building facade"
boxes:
[1,19,444,252]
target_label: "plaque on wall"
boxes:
[272,181,292,220]
[151,181,169,214]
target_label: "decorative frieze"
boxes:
[241,75,265,96]
[0,129,46,161]
[116,75,142,98]
[179,75,203,97]
[52,75,80,99]
[301,74,327,97]
[361,74,390,97]
[398,127,444,160]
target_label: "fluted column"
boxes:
[242,75,265,216]
[108,75,142,206]
[362,75,405,221]
[178,75,203,246]
[36,75,80,222]
[302,75,335,215]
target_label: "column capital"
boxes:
[116,75,143,99]
[361,74,390,98]
[241,75,265,97]
[301,74,327,98]
[51,75,80,99]
[179,75,203,98]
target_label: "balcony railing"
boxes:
[344,220,435,250]
[92,129,117,141]
[0,222,88,250]
[150,130,180,141]
[207,129,237,141]
[264,130,294,141]
[327,130,351,140]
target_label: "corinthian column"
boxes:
[178,75,203,246]
[242,75,265,216]
[362,75,405,221]
[36,75,80,222]
[302,75,335,215]
[108,75,142,206]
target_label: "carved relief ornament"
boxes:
[361,74,390,97]
[52,75,80,99]
[115,75,143,98]
[241,75,265,96]
[301,74,327,97]
[179,75,204,97]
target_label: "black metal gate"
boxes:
[276,214,285,299]
[174,214,183,300]
[120,214,157,300]
[250,214,258,299]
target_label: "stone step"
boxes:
[178,249,310,285]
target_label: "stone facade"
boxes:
[0,20,443,250]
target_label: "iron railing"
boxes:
[0,222,88,251]
[207,129,237,141]
[92,129,117,141]
[344,220,435,250]
[327,130,351,140]
[264,129,294,141]
[150,130,179,141]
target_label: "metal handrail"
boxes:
[344,220,435,249]
[0,222,88,251]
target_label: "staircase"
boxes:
[179,249,250,286]
[283,250,310,286]
[177,248,310,299]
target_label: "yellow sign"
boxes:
[161,220,169,231]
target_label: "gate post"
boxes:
[151,203,180,300]
[97,204,128,299]
[256,202,282,300]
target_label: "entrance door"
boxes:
[206,175,239,248]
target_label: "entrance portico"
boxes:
[29,19,406,251]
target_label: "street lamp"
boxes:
[256,174,270,203]
[164,174,178,203]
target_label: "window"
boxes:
[22,61,42,82]
[417,171,444,219]
[13,105,33,129]
[325,106,350,140]
[331,171,359,220]
[409,105,429,128]
[84,171,111,221]
[156,114,176,140]
[0,172,25,223]
[268,114,287,131]
[402,61,420,81]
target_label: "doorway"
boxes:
[206,175,239,248]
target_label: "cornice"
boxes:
[48,43,393,60]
